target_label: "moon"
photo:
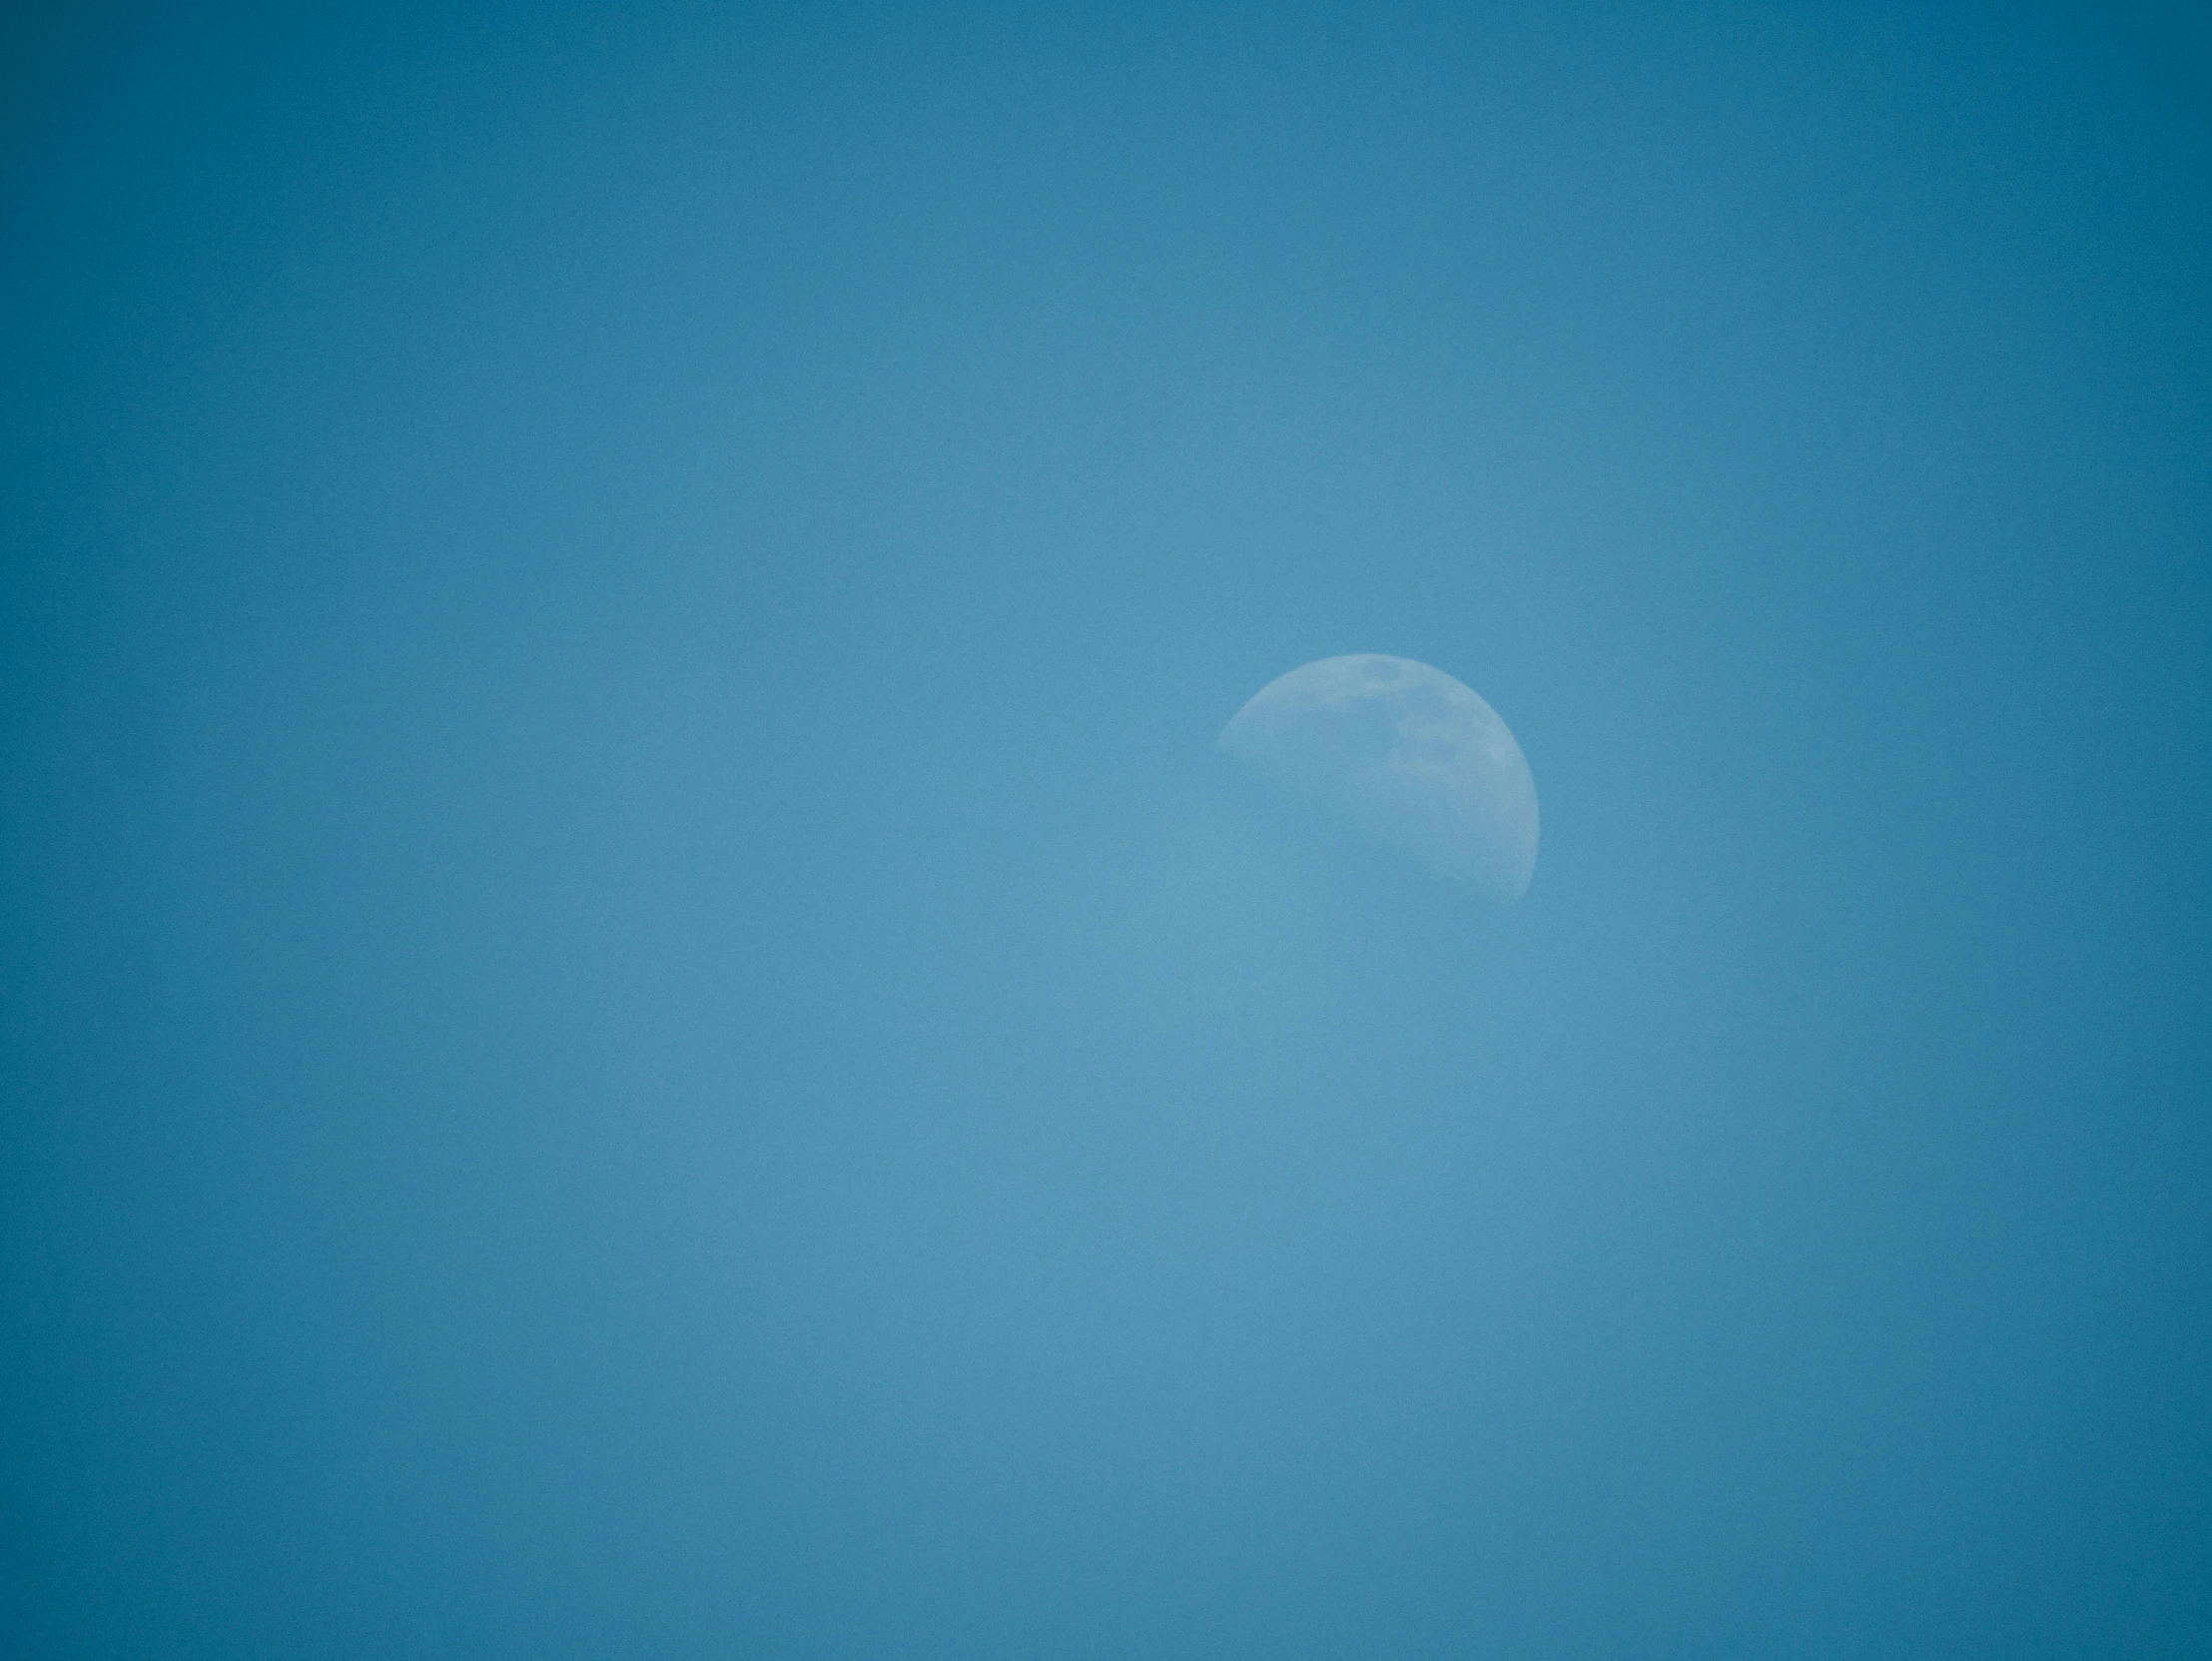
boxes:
[1218,654,1539,901]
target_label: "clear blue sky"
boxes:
[5,3,2208,1655]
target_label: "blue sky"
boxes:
[5,4,2209,1656]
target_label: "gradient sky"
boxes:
[5,4,2209,1656]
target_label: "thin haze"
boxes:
[4,3,2208,1657]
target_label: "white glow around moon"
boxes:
[1218,654,1539,901]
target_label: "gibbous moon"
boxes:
[1219,654,1539,901]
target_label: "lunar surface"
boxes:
[1219,654,1539,901]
